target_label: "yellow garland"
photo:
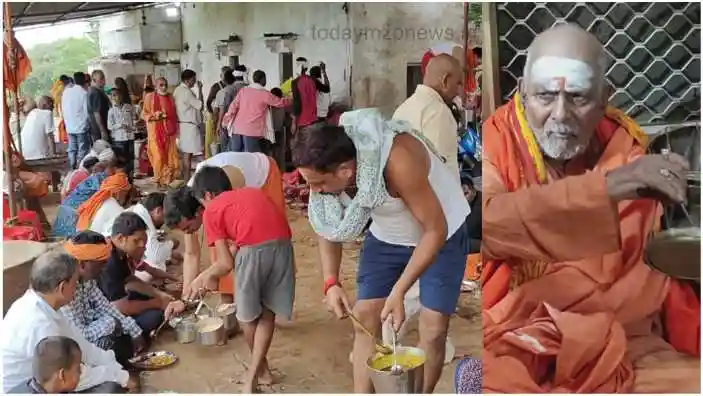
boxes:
[513,93,649,184]
[514,93,548,183]
[603,106,648,147]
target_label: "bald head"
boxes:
[156,77,168,95]
[37,95,53,110]
[423,54,462,103]
[523,24,606,94]
[22,97,36,114]
[520,24,610,162]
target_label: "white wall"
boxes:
[348,2,466,115]
[180,2,350,101]
[106,2,471,112]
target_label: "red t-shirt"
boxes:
[293,74,318,127]
[204,188,291,248]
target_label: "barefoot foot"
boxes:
[241,379,257,394]
[258,369,274,386]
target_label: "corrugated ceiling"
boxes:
[8,2,155,28]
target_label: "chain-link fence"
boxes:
[496,2,700,124]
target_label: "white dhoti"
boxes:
[178,122,203,154]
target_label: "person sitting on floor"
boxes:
[75,172,132,236]
[60,231,145,368]
[480,24,699,393]
[185,166,295,394]
[53,158,127,238]
[98,212,185,338]
[19,95,57,161]
[1,250,138,393]
[4,150,52,229]
[8,336,82,394]
[61,156,100,200]
[125,192,181,285]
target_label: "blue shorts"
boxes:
[357,224,468,315]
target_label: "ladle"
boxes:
[388,320,403,375]
[151,319,169,339]
[194,289,215,317]
[345,308,393,355]
[679,203,695,226]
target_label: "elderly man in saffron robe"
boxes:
[480,24,699,393]
[142,77,180,188]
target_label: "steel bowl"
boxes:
[215,303,239,336]
[196,317,226,346]
[174,316,197,344]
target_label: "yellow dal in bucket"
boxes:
[369,352,425,372]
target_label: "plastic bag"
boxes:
[458,126,482,161]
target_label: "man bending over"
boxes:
[185,166,294,394]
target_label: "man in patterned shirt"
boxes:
[61,231,145,368]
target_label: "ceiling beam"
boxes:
[52,3,89,24]
[10,3,156,28]
[14,2,34,25]
[19,3,33,17]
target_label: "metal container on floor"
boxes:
[196,317,226,346]
[173,316,197,344]
[215,303,239,336]
[367,346,426,394]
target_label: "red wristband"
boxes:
[323,277,340,296]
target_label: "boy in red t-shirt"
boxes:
[186,166,294,393]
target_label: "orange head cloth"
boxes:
[63,240,111,261]
[75,173,131,231]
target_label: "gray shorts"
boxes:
[234,239,295,322]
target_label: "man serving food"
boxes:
[291,109,469,393]
[165,151,286,300]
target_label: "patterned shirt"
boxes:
[61,279,142,342]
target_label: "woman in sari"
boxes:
[61,156,100,199]
[52,159,125,238]
[52,172,109,238]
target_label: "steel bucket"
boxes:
[196,317,226,346]
[367,346,426,394]
[173,316,197,344]
[215,303,239,336]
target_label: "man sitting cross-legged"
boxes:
[7,336,82,394]
[125,192,181,286]
[184,166,295,393]
[60,231,146,368]
[98,212,185,340]
[1,250,138,393]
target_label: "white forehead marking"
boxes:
[530,56,594,93]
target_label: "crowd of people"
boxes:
[2,41,475,394]
[2,51,373,394]
[3,23,697,395]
